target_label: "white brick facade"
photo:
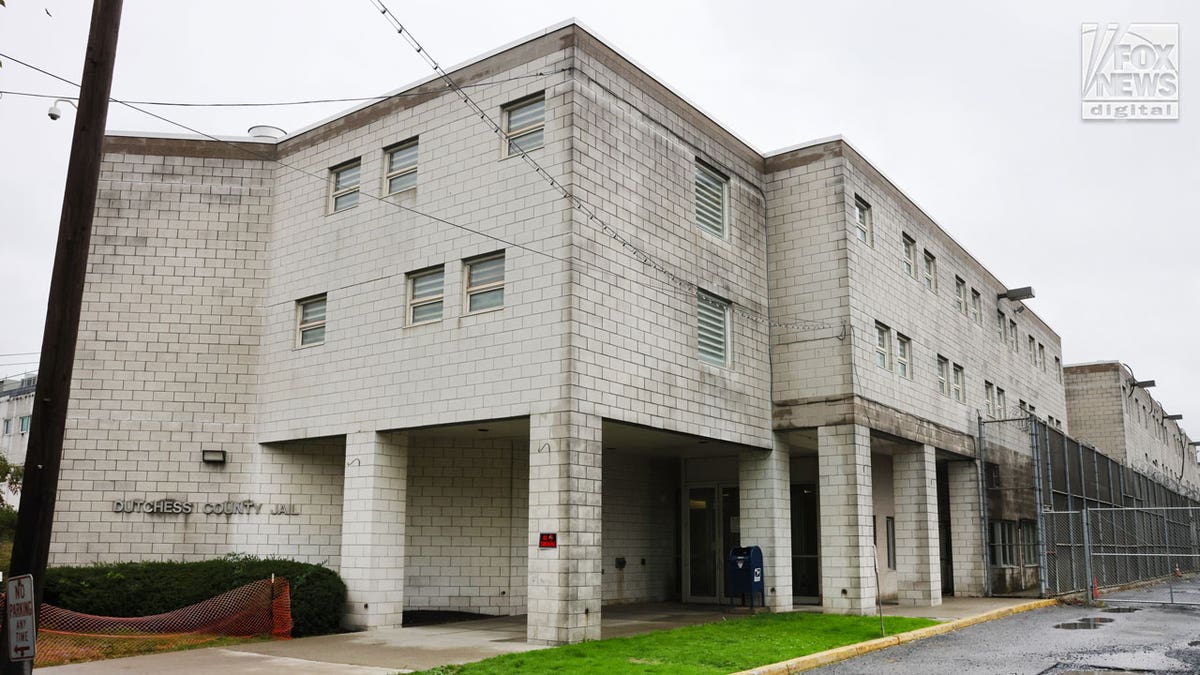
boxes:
[48,22,1188,643]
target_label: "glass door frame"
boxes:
[682,482,738,603]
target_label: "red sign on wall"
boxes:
[539,533,557,548]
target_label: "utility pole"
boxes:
[1,1,123,672]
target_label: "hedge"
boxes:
[42,554,346,637]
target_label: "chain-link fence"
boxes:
[1044,507,1200,603]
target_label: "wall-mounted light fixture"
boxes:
[1165,414,1184,421]
[997,287,1035,301]
[1132,380,1157,389]
[201,449,227,464]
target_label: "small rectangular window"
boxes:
[297,295,327,347]
[698,291,731,366]
[854,195,872,244]
[2,419,9,435]
[408,266,444,324]
[1008,320,1018,351]
[1020,520,1038,565]
[695,160,729,237]
[330,160,361,212]
[897,335,912,379]
[923,251,937,292]
[19,415,32,433]
[505,95,545,155]
[465,252,505,313]
[937,356,949,396]
[952,364,965,403]
[385,139,419,195]
[996,387,1007,416]
[1028,336,1037,364]
[1055,356,1062,383]
[997,310,1006,342]
[985,381,996,417]
[874,322,891,370]
[971,289,982,324]
[955,277,967,315]
[885,516,896,570]
[902,234,917,278]
[989,520,1016,566]
[1038,343,1046,371]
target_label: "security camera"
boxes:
[48,105,61,121]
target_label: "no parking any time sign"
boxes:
[6,574,35,662]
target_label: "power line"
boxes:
[0,70,571,107]
[364,1,835,334]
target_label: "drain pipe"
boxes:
[977,415,992,597]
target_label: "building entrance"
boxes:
[683,484,739,602]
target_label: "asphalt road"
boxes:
[810,602,1200,675]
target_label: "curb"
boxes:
[730,599,1059,674]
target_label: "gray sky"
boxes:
[1,1,1196,432]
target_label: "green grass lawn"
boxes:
[415,612,938,674]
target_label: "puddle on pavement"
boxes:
[1189,640,1200,647]
[1102,607,1141,613]
[1054,617,1114,630]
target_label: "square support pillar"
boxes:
[894,444,942,606]
[818,424,875,614]
[738,441,793,611]
[527,411,602,645]
[948,459,986,596]
[339,430,408,630]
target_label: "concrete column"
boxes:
[527,411,602,645]
[339,431,408,629]
[818,424,875,614]
[948,459,986,596]
[738,439,793,611]
[894,444,942,606]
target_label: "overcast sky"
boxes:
[0,1,1196,435]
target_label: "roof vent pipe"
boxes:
[247,125,286,141]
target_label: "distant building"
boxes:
[1065,362,1198,497]
[0,372,36,466]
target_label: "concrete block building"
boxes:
[1064,362,1198,498]
[53,22,1077,642]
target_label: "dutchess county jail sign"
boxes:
[112,498,301,516]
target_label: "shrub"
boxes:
[42,554,346,637]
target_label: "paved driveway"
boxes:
[810,602,1200,675]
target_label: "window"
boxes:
[986,462,1002,488]
[989,520,1017,566]
[952,364,965,402]
[996,387,1007,416]
[885,516,897,570]
[937,356,950,396]
[1028,336,1037,364]
[695,160,728,237]
[874,322,891,370]
[297,295,327,347]
[955,277,967,315]
[923,251,937,292]
[384,139,419,195]
[985,381,996,417]
[504,95,545,155]
[970,289,982,324]
[1008,320,1018,351]
[697,291,731,366]
[1,419,8,435]
[408,266,444,324]
[329,160,360,212]
[897,335,912,379]
[902,234,917,278]
[1038,343,1046,371]
[854,195,872,244]
[465,252,505,313]
[1054,356,1062,383]
[19,415,32,433]
[997,310,1006,342]
[1020,520,1038,565]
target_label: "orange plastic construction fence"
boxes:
[1,577,291,667]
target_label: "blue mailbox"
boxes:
[727,545,764,608]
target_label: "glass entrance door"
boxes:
[684,484,739,602]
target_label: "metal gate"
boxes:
[1045,506,1200,604]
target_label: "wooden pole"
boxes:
[1,1,123,671]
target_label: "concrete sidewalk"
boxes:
[41,598,1051,674]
